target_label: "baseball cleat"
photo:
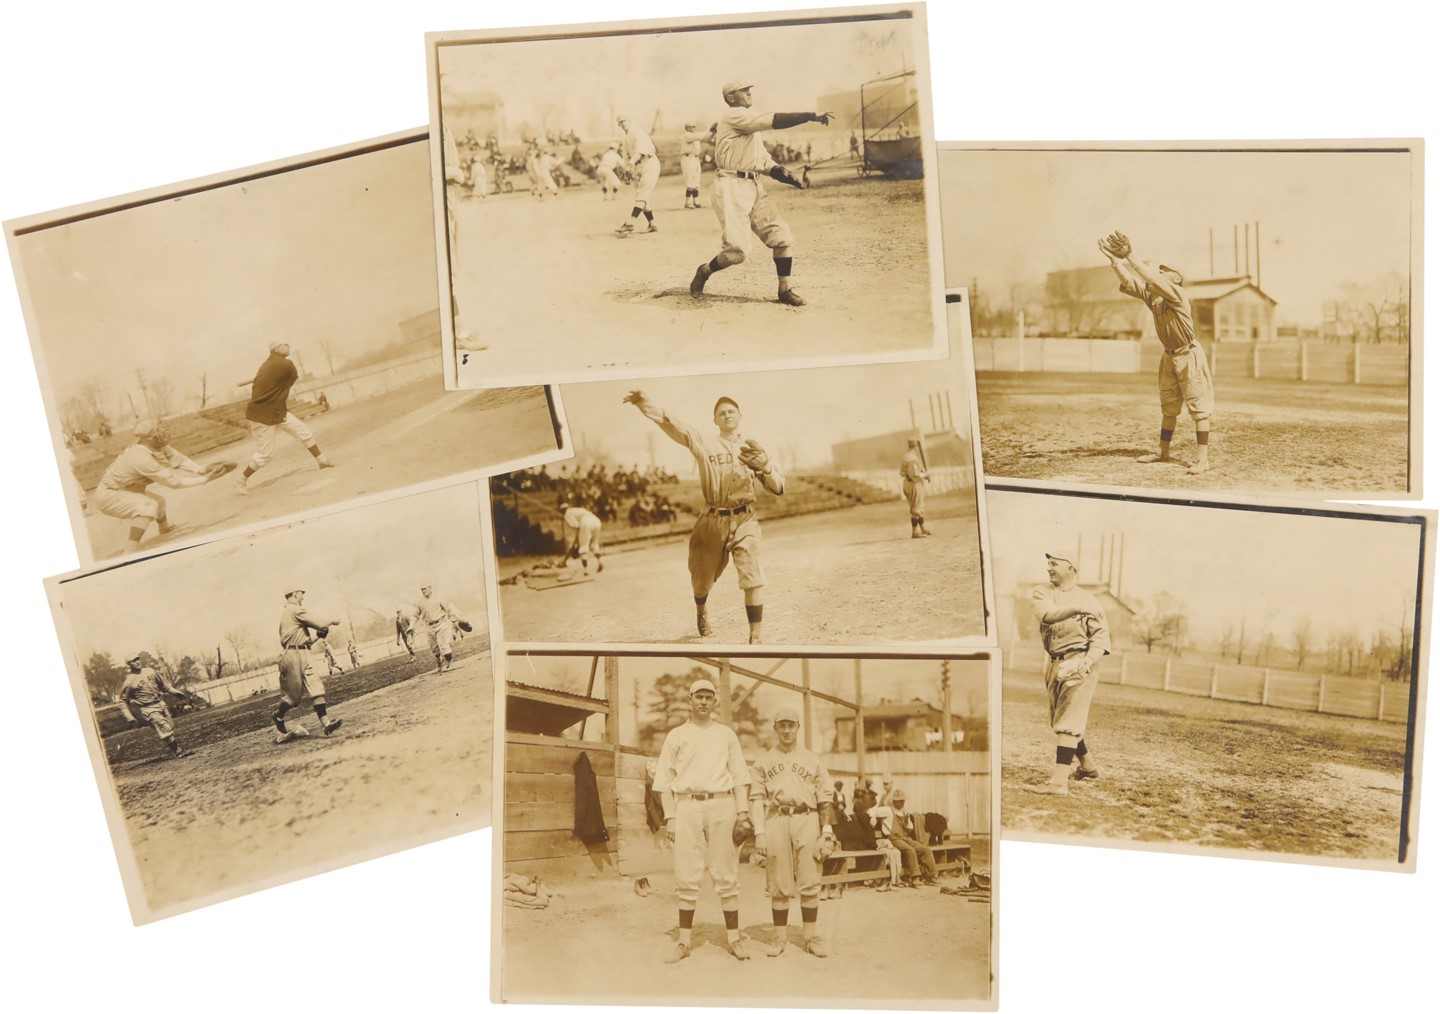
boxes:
[233,475,251,496]
[766,940,787,958]
[644,223,658,233]
[1136,453,1170,464]
[274,727,307,744]
[322,719,343,736]
[663,943,690,964]
[614,223,635,237]
[1025,783,1069,795]
[696,613,713,637]
[803,938,828,958]
[727,940,752,961]
[690,264,709,297]
[911,530,926,539]
[1073,766,1100,781]
[1186,460,1211,474]
[777,289,806,307]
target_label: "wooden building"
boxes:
[1184,276,1277,342]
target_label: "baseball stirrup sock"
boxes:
[772,908,790,925]
[631,207,642,218]
[1076,739,1088,758]
[801,905,818,924]
[678,908,695,929]
[746,605,763,623]
[1196,430,1210,445]
[774,256,793,278]
[1056,745,1076,765]
[723,909,740,931]
[307,444,323,458]
[707,257,724,275]
[644,210,654,223]
[1160,428,1175,444]
[315,703,329,720]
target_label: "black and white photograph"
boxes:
[496,649,996,1008]
[988,485,1431,870]
[47,483,494,922]
[429,5,946,388]
[7,130,567,567]
[941,142,1422,498]
[486,344,990,646]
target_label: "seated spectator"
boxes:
[887,790,939,886]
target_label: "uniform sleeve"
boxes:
[1146,275,1186,308]
[1029,584,1055,622]
[134,449,207,489]
[652,730,678,795]
[723,108,776,135]
[816,758,834,803]
[748,760,769,801]
[1086,594,1113,655]
[1117,273,1145,300]
[160,446,204,474]
[900,455,919,480]
[635,398,703,452]
[726,729,750,790]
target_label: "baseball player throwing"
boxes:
[900,437,932,539]
[118,652,188,759]
[94,419,230,548]
[233,340,335,495]
[653,677,753,963]
[614,113,660,237]
[750,706,838,958]
[1100,231,1214,474]
[689,82,833,306]
[416,584,461,672]
[274,587,344,744]
[624,391,784,643]
[1028,552,1110,794]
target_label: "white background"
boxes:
[1,1,1433,1011]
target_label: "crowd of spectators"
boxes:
[492,463,689,529]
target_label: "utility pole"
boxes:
[940,660,953,753]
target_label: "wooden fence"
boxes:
[1007,644,1410,723]
[823,750,990,836]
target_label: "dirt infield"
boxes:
[82,382,557,561]
[497,494,987,645]
[1001,668,1411,862]
[977,372,1410,495]
[452,171,939,385]
[500,862,991,1005]
[109,641,492,916]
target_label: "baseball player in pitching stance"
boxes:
[624,391,784,643]
[653,677,753,963]
[614,113,660,237]
[233,341,335,495]
[1028,552,1111,794]
[118,652,188,759]
[94,419,232,548]
[596,142,624,201]
[749,706,839,958]
[689,82,833,306]
[680,122,709,209]
[900,437,932,539]
[559,500,604,574]
[416,585,461,673]
[1100,231,1214,474]
[274,587,344,744]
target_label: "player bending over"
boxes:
[94,419,234,548]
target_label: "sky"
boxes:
[939,148,1414,327]
[555,357,973,475]
[60,484,487,664]
[987,489,1424,641]
[437,15,919,139]
[16,138,439,416]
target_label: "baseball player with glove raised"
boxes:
[625,391,784,643]
[273,587,344,744]
[653,677,753,963]
[614,113,660,237]
[94,419,235,549]
[1099,230,1214,475]
[750,706,838,958]
[1028,552,1111,794]
[689,81,833,306]
[118,652,188,759]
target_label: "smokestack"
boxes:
[908,398,916,432]
[928,393,938,432]
[943,390,953,431]
[1209,228,1214,277]
[1255,221,1261,289]
[1234,224,1239,273]
[1244,223,1251,278]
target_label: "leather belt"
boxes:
[770,803,814,816]
[720,169,760,180]
[1049,646,1087,661]
[1165,344,1197,356]
[678,791,725,800]
[708,504,752,517]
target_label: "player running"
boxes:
[118,652,188,759]
[233,340,335,495]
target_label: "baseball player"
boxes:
[1028,552,1110,794]
[233,341,335,495]
[416,584,460,672]
[559,500,604,574]
[624,391,784,644]
[900,438,932,539]
[750,706,838,958]
[347,639,361,670]
[688,82,833,306]
[395,610,416,659]
[596,142,624,201]
[653,677,752,963]
[680,122,708,209]
[1100,231,1214,474]
[614,113,660,237]
[273,587,344,744]
[94,419,224,548]
[117,652,187,759]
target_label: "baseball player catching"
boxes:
[416,584,462,672]
[900,437,932,539]
[750,706,838,958]
[233,340,335,495]
[1028,552,1110,794]
[94,419,234,548]
[624,391,784,643]
[688,82,833,306]
[614,113,660,237]
[680,122,709,209]
[559,500,604,574]
[274,587,344,744]
[118,652,188,759]
[1100,231,1214,474]
[653,677,753,963]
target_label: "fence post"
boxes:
[1261,668,1271,706]
[1163,656,1172,692]
[1119,653,1128,685]
[1299,341,1308,382]
[1210,662,1220,699]
[1317,673,1327,713]
[1377,682,1386,721]
[1252,343,1261,380]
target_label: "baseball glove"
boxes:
[1056,654,1094,686]
[732,815,756,848]
[768,165,804,190]
[737,439,770,473]
[457,619,474,633]
[1100,231,1132,259]
[622,390,645,406]
[815,832,838,863]
[316,626,331,640]
[203,460,239,479]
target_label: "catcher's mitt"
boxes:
[768,165,804,190]
[457,619,474,633]
[737,439,770,473]
[815,833,838,863]
[203,460,239,479]
[315,626,331,640]
[1055,654,1094,686]
[732,815,756,848]
[1100,231,1132,259]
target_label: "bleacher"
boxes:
[821,839,971,886]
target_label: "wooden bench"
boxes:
[820,840,971,885]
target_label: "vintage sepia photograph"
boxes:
[941,142,1423,498]
[7,130,567,567]
[429,6,946,388]
[486,341,991,646]
[988,485,1431,869]
[47,483,494,922]
[496,649,996,1009]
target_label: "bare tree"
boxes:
[1217,622,1236,661]
[1290,616,1314,671]
[224,626,262,674]
[198,642,227,681]
[1135,592,1186,654]
[198,372,210,410]
[318,339,338,376]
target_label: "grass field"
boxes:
[1001,667,1412,863]
[452,169,942,386]
[107,639,492,918]
[977,372,1411,495]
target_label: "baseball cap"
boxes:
[1045,552,1075,567]
[268,339,289,352]
[722,81,753,98]
[125,651,144,663]
[773,705,800,724]
[892,789,906,802]
[133,419,162,438]
[713,396,740,415]
[1158,263,1185,283]
[284,587,306,598]
[907,437,921,447]
[689,677,717,696]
